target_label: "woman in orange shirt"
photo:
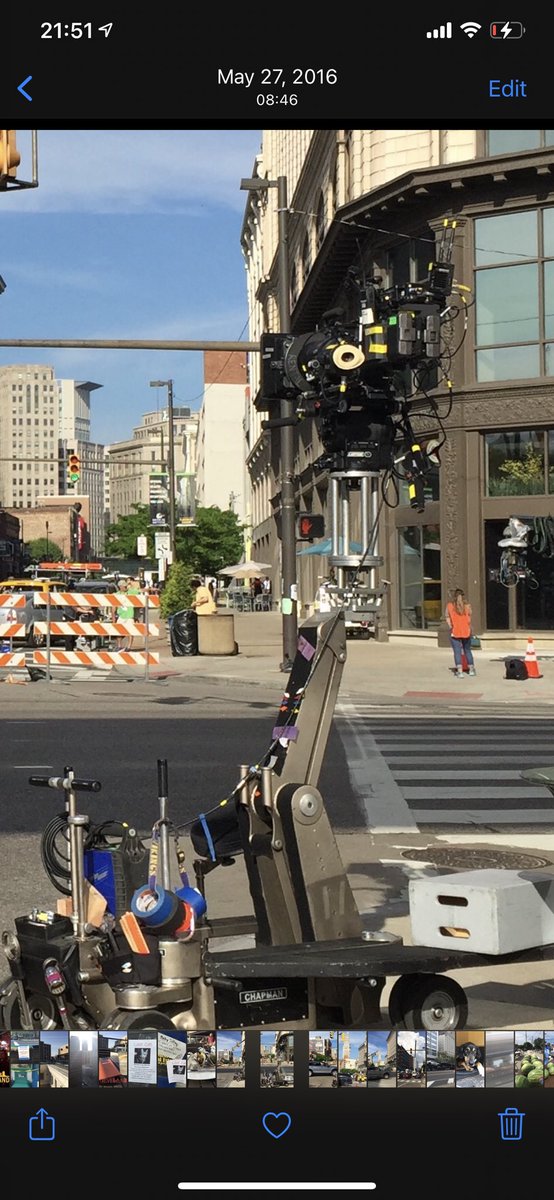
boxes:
[445,588,476,677]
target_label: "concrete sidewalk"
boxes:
[157,610,554,708]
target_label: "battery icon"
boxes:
[490,21,525,38]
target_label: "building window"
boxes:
[485,517,554,631]
[315,192,325,252]
[301,231,312,283]
[398,524,442,629]
[290,261,300,307]
[388,234,431,288]
[485,428,554,495]
[329,166,337,217]
[487,130,554,156]
[475,208,554,380]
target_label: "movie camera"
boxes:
[259,221,462,625]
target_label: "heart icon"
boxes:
[262,1111,292,1139]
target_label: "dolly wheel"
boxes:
[102,1008,173,1031]
[395,973,468,1030]
[388,973,425,1025]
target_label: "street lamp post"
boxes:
[150,379,177,565]
[45,519,49,559]
[241,174,297,670]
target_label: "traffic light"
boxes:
[296,512,325,541]
[0,131,20,179]
[67,451,81,486]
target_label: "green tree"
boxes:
[27,537,64,562]
[159,560,194,618]
[105,504,152,558]
[178,506,244,575]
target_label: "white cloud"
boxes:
[1,260,113,292]
[5,130,262,215]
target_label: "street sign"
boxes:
[137,535,148,556]
[155,531,170,557]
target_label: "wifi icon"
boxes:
[460,21,482,37]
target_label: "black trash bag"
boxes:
[505,657,528,680]
[169,608,198,656]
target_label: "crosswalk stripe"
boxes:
[334,709,554,830]
[413,809,554,824]
[391,769,533,779]
[336,703,418,833]
[400,786,547,798]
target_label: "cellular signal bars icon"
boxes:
[426,22,452,37]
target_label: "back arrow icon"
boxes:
[17,76,32,101]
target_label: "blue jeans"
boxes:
[451,636,474,668]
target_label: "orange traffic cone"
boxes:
[461,651,469,672]
[524,637,543,678]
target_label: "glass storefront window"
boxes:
[544,208,554,257]
[487,130,541,156]
[475,211,537,266]
[476,263,538,343]
[548,431,554,492]
[486,430,545,496]
[486,516,554,631]
[476,344,540,381]
[399,524,441,629]
[544,261,554,338]
[474,208,554,381]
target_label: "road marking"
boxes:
[402,786,547,798]
[336,703,418,833]
[391,769,535,779]
[413,809,554,824]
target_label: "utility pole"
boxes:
[240,174,297,670]
[150,379,177,565]
[276,175,298,670]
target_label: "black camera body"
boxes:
[259,262,452,479]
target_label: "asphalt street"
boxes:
[5,655,554,1030]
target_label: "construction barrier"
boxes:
[34,591,159,608]
[33,621,159,637]
[0,652,25,667]
[0,623,26,638]
[33,650,160,667]
[0,591,161,678]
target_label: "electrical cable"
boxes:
[40,814,72,895]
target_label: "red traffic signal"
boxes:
[296,513,325,541]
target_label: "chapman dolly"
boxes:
[3,611,554,1033]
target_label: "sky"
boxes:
[217,1032,243,1055]
[1,129,262,444]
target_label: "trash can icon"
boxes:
[499,1107,524,1141]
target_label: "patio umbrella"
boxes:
[297,538,363,557]
[219,559,272,578]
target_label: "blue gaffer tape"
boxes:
[131,884,174,926]
[199,813,216,861]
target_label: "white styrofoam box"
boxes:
[408,868,554,955]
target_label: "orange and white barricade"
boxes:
[0,595,27,666]
[32,590,161,673]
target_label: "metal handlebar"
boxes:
[28,775,101,792]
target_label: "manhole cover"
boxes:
[402,847,551,869]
